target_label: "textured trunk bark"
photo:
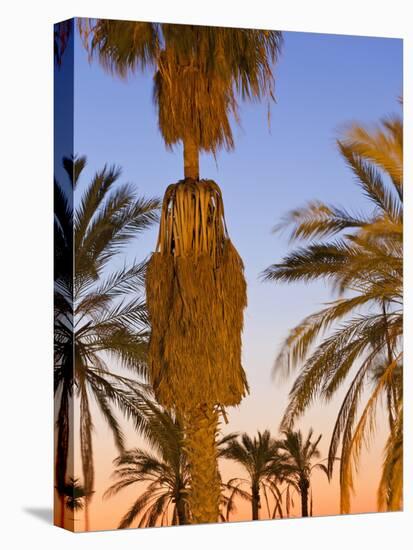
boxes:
[60,494,65,528]
[300,478,309,517]
[84,498,90,531]
[183,135,199,180]
[184,405,220,524]
[252,484,260,520]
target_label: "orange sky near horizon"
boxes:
[54,367,391,532]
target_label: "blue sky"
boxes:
[70,25,402,433]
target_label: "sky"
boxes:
[55,21,402,531]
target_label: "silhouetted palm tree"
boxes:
[81,20,284,524]
[105,406,190,528]
[56,477,88,529]
[106,407,238,528]
[54,155,159,530]
[277,429,327,517]
[64,478,88,511]
[220,430,284,520]
[263,112,403,512]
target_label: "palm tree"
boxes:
[63,478,88,513]
[105,407,238,528]
[82,21,283,181]
[104,406,190,528]
[81,20,283,524]
[263,113,403,512]
[220,430,284,520]
[54,155,160,530]
[276,429,327,517]
[54,19,72,67]
[56,477,88,529]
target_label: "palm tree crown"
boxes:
[263,113,403,513]
[83,21,283,157]
[105,406,191,528]
[63,478,88,512]
[54,155,160,528]
[277,429,327,517]
[221,430,284,520]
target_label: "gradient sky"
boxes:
[57,22,402,531]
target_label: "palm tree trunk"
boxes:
[176,497,188,525]
[60,494,65,528]
[84,497,90,531]
[252,484,260,520]
[184,405,220,524]
[300,478,309,517]
[183,135,199,180]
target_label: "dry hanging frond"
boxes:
[146,180,248,411]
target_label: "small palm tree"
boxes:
[220,430,284,520]
[56,477,88,529]
[277,429,328,517]
[263,113,403,512]
[105,406,190,528]
[54,155,159,530]
[64,478,88,512]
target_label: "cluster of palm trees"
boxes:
[54,18,402,531]
[69,407,327,528]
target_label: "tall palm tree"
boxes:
[220,430,284,520]
[276,429,327,517]
[81,20,283,524]
[54,155,160,530]
[105,406,190,528]
[82,21,283,181]
[263,113,403,512]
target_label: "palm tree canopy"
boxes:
[54,155,160,498]
[221,430,282,481]
[62,478,88,511]
[82,21,283,153]
[263,112,403,512]
[220,430,285,519]
[104,405,191,528]
[277,429,327,482]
